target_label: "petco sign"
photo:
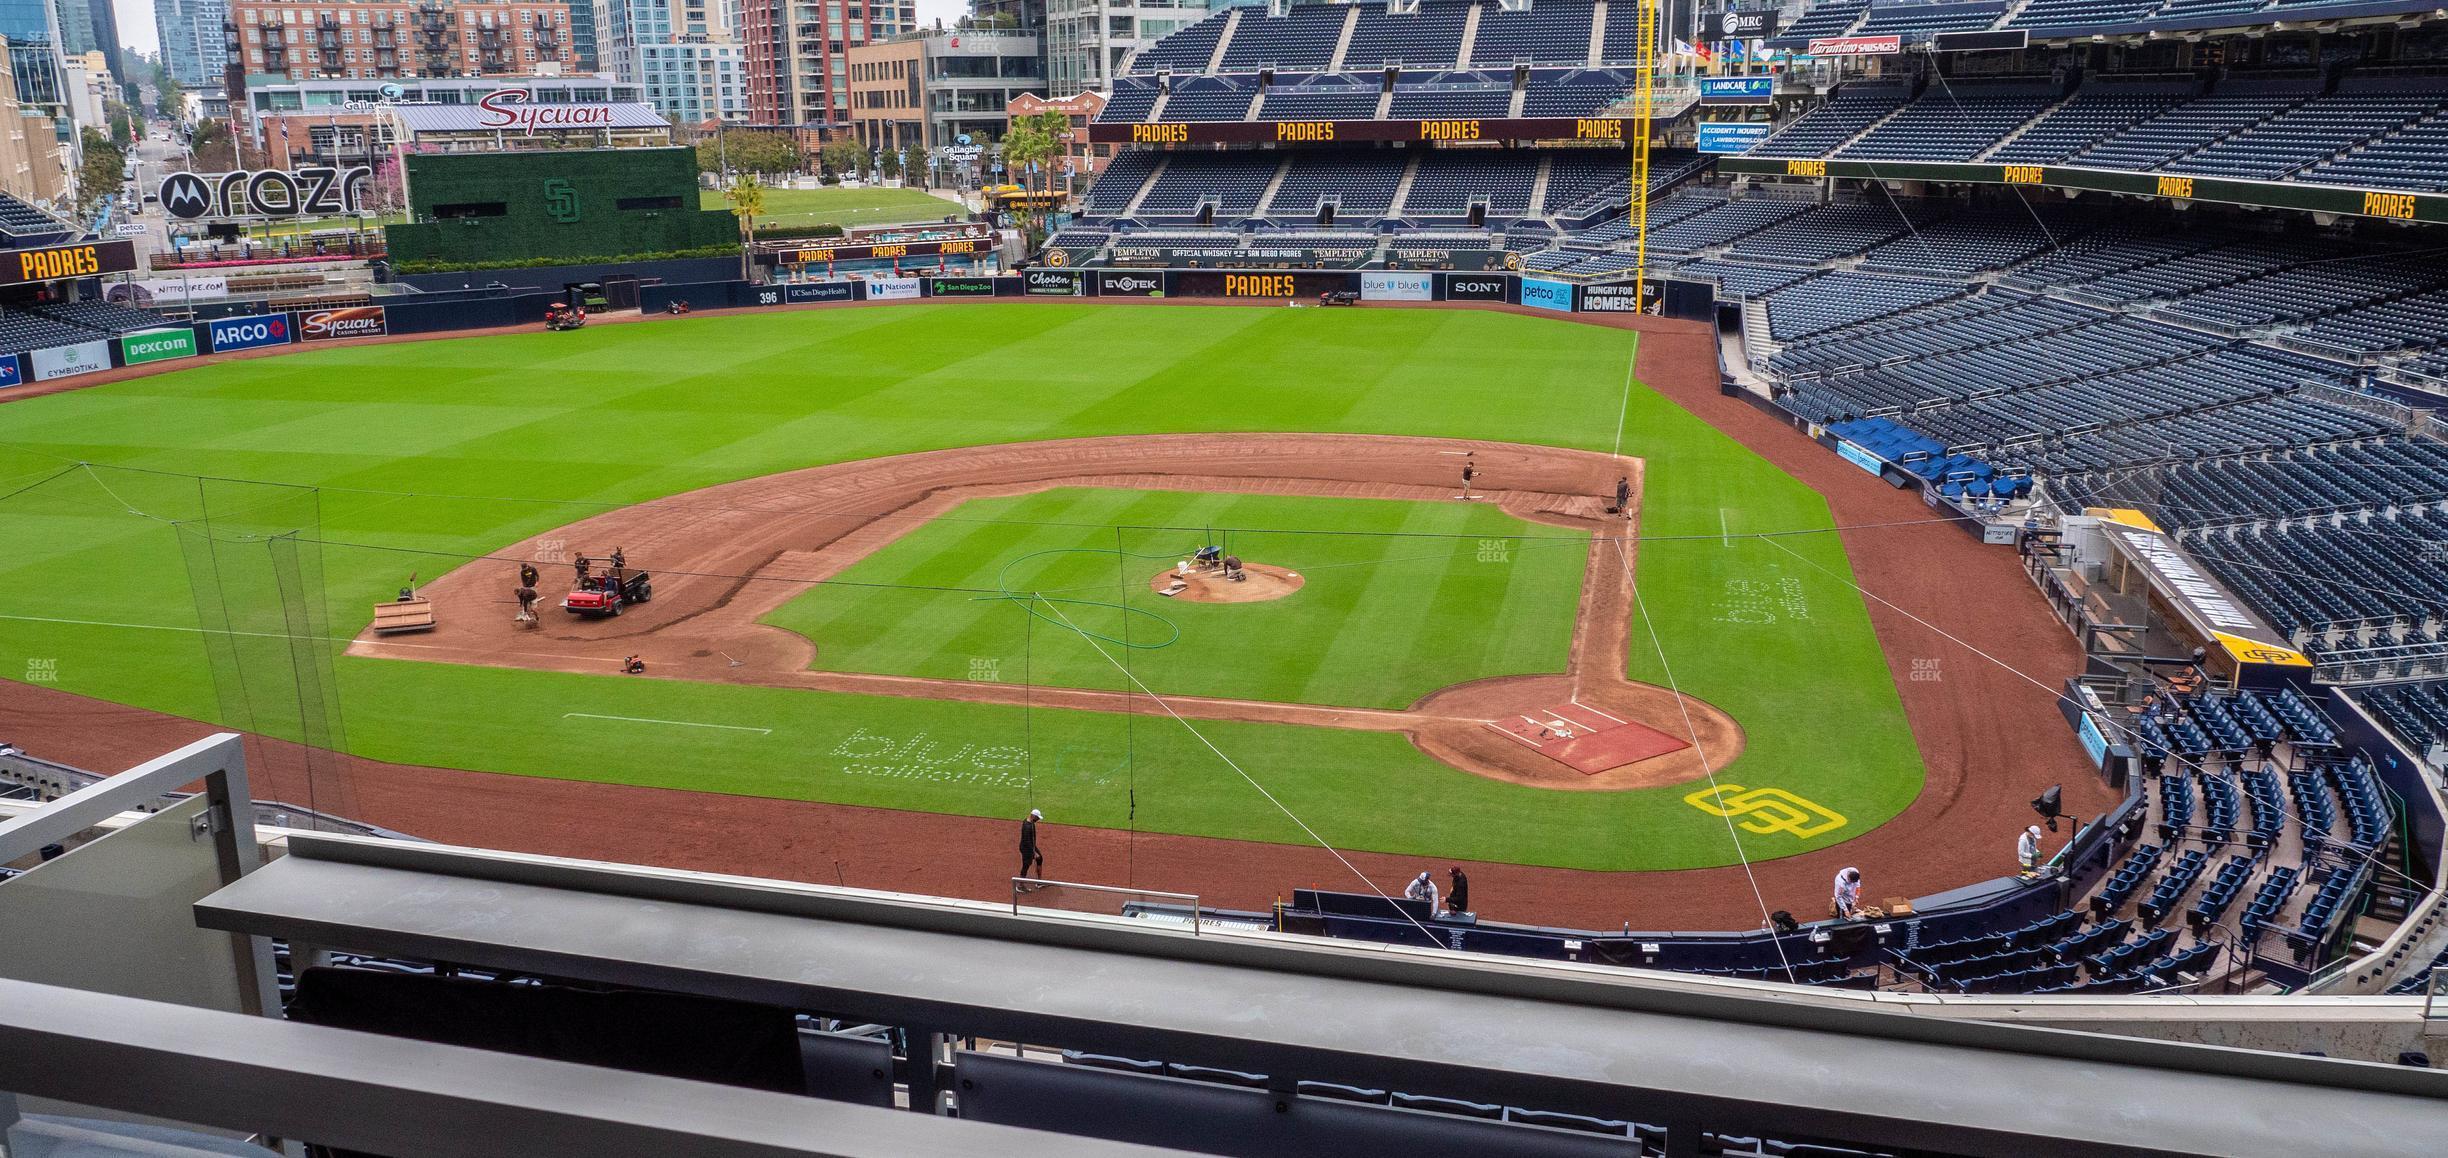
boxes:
[299,306,388,342]
[157,166,373,219]
[476,88,619,133]
[208,314,293,352]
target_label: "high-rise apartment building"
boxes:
[605,0,743,124]
[156,0,231,88]
[1044,0,1206,97]
[226,1,581,82]
[740,0,913,128]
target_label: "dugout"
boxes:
[384,148,738,270]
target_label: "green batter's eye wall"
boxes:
[386,147,741,267]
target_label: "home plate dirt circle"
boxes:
[1148,563,1304,603]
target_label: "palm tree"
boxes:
[997,109,1072,245]
[724,172,767,281]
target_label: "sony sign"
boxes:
[477,88,619,134]
[157,166,373,220]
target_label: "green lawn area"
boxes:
[0,304,1920,871]
[763,488,1588,709]
[701,185,966,230]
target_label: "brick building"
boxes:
[226,0,581,82]
[739,0,916,129]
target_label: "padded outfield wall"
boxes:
[386,147,739,268]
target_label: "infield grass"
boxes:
[0,304,1922,871]
[762,488,1588,708]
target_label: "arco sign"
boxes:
[157,166,374,220]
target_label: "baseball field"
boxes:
[0,303,1924,875]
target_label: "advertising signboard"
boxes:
[1438,273,1513,302]
[0,355,21,388]
[299,306,389,341]
[865,277,922,300]
[925,277,999,297]
[1698,77,1775,106]
[749,285,783,307]
[1807,35,1902,56]
[1833,439,1886,476]
[29,340,110,381]
[784,281,857,303]
[105,276,231,305]
[1705,8,1781,42]
[1171,271,1359,298]
[1520,278,1576,312]
[1360,271,1432,301]
[1698,123,1771,154]
[1024,269,1085,296]
[1095,270,1166,297]
[119,327,199,366]
[156,166,372,219]
[1578,284,1649,313]
[0,240,139,286]
[207,313,293,352]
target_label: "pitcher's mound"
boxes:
[1150,563,1304,604]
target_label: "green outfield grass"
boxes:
[704,185,967,230]
[0,304,1921,871]
[763,488,1588,708]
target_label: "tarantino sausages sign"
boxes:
[299,306,388,341]
[1090,116,1632,145]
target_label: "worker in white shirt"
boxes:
[1830,866,1863,920]
[2017,824,2047,874]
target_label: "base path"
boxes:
[348,432,1743,791]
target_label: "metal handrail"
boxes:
[1012,877,1203,934]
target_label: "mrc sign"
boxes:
[158,166,374,220]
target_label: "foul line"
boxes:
[562,712,772,735]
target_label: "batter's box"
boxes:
[1483,701,1691,775]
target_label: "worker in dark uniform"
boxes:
[1459,459,1477,499]
[574,554,592,585]
[519,562,540,589]
[1447,866,1471,916]
[610,547,627,582]
[1613,475,1631,515]
[1019,808,1044,879]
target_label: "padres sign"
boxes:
[1684,783,1846,839]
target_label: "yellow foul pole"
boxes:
[1631,0,1660,288]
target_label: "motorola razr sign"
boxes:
[157,166,375,219]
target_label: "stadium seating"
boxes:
[1837,79,2063,161]
[1747,82,1911,159]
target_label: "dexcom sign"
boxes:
[208,314,294,353]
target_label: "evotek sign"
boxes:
[1096,271,1165,297]
[477,88,618,134]
[299,306,388,342]
[157,166,373,219]
[118,327,198,366]
[0,240,137,286]
[1706,8,1781,42]
[207,314,293,352]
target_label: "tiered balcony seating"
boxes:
[1520,70,1634,118]
[2068,77,2321,170]
[1986,82,2194,163]
[2355,680,2448,758]
[1852,0,2009,44]
[1082,150,1164,214]
[1103,78,1162,123]
[37,301,170,336]
[1763,272,1963,341]
[1162,76,1259,122]
[2163,85,2443,181]
[1269,151,1407,217]
[2237,866,2298,943]
[1136,153,1281,218]
[1130,12,1230,72]
[1216,5,1347,71]
[1470,3,1597,65]
[1765,0,1870,49]
[0,309,112,355]
[2301,106,2448,192]
[1746,82,1911,159]
[1839,82,2061,161]
[1259,76,1382,120]
[1344,3,1472,68]
[1388,72,1514,118]
[2006,0,2168,31]
[1854,210,2063,276]
[1403,152,1539,218]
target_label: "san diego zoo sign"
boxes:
[157,165,375,220]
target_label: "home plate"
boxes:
[1484,700,1690,774]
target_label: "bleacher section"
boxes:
[1771,0,2445,43]
[0,301,173,358]
[1739,64,2448,194]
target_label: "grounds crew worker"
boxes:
[2018,824,2046,874]
[1019,809,1044,879]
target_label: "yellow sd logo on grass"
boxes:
[1684,784,1846,839]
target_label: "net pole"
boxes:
[1115,525,1138,887]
